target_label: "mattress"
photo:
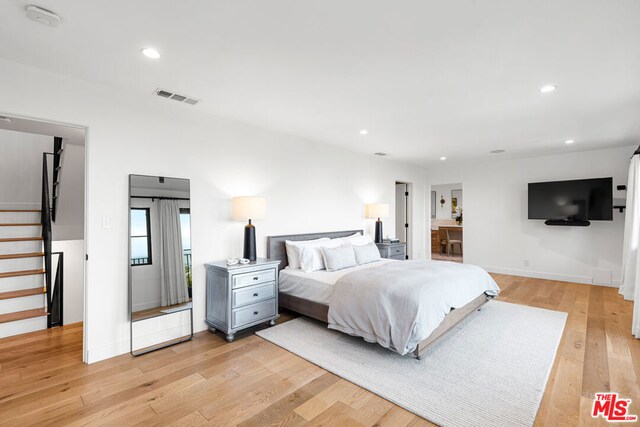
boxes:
[278,259,395,305]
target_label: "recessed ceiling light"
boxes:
[440,156,447,161]
[360,129,369,135]
[490,149,506,154]
[141,48,161,59]
[0,116,11,124]
[373,152,388,157]
[565,139,575,144]
[540,84,557,93]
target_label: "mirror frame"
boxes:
[129,174,194,356]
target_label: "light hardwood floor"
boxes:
[0,274,638,426]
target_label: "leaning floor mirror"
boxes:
[129,174,193,356]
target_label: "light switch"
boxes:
[102,215,112,229]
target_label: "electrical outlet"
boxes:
[102,215,112,229]
[523,259,530,267]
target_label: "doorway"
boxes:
[0,113,87,360]
[395,181,411,259]
[430,183,463,263]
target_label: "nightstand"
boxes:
[376,242,407,260]
[205,258,280,342]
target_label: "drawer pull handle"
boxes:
[253,293,259,297]
[253,277,259,281]
[253,311,259,315]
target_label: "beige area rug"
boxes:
[257,301,567,427]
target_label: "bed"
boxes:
[267,230,499,359]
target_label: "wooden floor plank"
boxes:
[0,275,638,426]
[582,286,611,398]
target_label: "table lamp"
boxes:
[232,196,266,261]
[365,203,389,243]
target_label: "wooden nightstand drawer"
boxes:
[232,268,276,289]
[390,246,404,256]
[232,282,276,308]
[232,299,276,328]
[376,242,407,260]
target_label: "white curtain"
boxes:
[619,153,640,338]
[158,199,189,306]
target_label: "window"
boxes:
[180,208,192,289]
[131,208,152,266]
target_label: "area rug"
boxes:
[256,301,567,427]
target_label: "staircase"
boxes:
[0,136,65,339]
[0,210,48,338]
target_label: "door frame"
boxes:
[0,112,89,363]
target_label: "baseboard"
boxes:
[482,266,620,288]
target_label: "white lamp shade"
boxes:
[232,196,266,221]
[365,203,389,219]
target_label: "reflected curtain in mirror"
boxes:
[158,199,189,306]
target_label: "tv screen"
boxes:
[528,177,613,221]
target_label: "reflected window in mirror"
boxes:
[131,207,152,266]
[180,208,192,297]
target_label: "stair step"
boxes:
[0,269,45,279]
[0,252,45,260]
[0,308,47,324]
[0,223,41,227]
[0,288,46,300]
[0,210,41,213]
[0,237,43,243]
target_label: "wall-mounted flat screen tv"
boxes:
[528,177,613,221]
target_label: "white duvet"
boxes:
[327,260,500,355]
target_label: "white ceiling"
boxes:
[0,115,86,146]
[1,1,639,165]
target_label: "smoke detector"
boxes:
[26,5,61,27]
[154,88,201,106]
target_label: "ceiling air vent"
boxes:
[154,88,201,106]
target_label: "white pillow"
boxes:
[321,245,357,272]
[353,242,382,265]
[285,238,330,269]
[339,233,374,247]
[300,239,343,272]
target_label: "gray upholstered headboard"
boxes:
[267,230,362,273]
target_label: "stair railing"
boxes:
[41,150,63,328]
[51,137,63,222]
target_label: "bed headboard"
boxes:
[267,230,362,273]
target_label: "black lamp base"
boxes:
[374,219,383,243]
[243,222,257,261]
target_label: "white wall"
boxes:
[53,144,85,241]
[425,146,633,286]
[431,183,462,220]
[0,129,51,209]
[51,239,84,325]
[0,58,426,363]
